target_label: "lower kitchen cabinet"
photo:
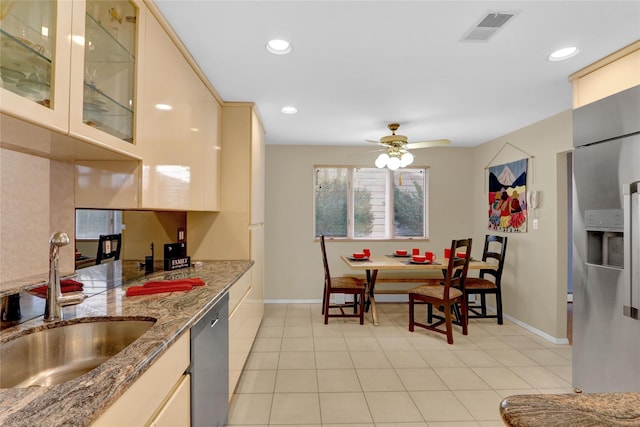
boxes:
[149,374,191,427]
[229,266,263,397]
[92,332,190,427]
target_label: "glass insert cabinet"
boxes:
[0,0,138,144]
[0,1,55,106]
[82,0,137,143]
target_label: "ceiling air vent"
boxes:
[462,12,516,42]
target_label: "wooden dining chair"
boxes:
[464,234,507,324]
[95,233,122,265]
[320,235,366,325]
[408,238,472,344]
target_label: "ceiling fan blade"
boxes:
[365,139,387,147]
[405,139,451,149]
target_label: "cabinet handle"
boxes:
[210,315,220,328]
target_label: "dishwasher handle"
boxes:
[210,315,220,328]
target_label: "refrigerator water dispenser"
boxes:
[585,209,624,268]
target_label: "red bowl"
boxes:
[395,249,408,256]
[413,256,427,263]
[353,252,366,259]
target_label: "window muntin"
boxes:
[314,166,429,240]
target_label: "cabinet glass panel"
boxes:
[83,0,136,143]
[0,1,54,107]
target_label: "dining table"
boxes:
[340,254,498,325]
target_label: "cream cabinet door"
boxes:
[68,0,143,159]
[92,333,190,427]
[149,374,191,427]
[0,0,72,134]
[138,11,220,211]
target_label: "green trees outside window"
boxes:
[315,167,428,239]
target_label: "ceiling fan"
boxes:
[367,123,451,170]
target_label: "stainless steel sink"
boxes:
[0,318,156,388]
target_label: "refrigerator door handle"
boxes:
[623,181,640,319]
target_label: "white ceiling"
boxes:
[153,1,640,147]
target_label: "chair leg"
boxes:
[324,293,330,325]
[460,299,468,336]
[496,292,503,325]
[480,294,487,317]
[321,283,327,315]
[359,292,365,325]
[408,295,415,332]
[427,302,433,323]
[443,304,453,345]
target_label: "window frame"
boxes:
[313,165,430,241]
[75,209,123,241]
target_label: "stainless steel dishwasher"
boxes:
[190,293,229,427]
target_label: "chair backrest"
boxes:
[320,235,332,287]
[96,233,122,265]
[479,234,508,284]
[443,238,472,298]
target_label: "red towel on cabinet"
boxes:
[142,278,205,288]
[30,279,84,296]
[125,278,205,296]
[125,283,193,296]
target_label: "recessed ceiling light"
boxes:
[155,103,172,110]
[266,39,292,55]
[549,46,580,61]
[281,106,297,114]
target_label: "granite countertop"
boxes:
[500,392,640,426]
[0,259,253,427]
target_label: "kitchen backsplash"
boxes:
[0,148,75,282]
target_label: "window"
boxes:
[314,166,429,239]
[75,209,123,239]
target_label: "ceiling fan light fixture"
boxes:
[400,152,414,167]
[375,153,389,168]
[387,156,401,170]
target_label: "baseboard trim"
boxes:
[265,299,322,304]
[481,304,570,345]
[264,299,570,345]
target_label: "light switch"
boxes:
[533,219,539,229]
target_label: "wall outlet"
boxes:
[533,218,539,229]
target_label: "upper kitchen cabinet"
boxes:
[570,40,640,108]
[1,0,143,160]
[137,9,221,211]
[188,103,264,259]
[68,0,143,159]
[0,0,72,133]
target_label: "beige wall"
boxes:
[0,148,75,281]
[470,110,573,341]
[265,110,573,342]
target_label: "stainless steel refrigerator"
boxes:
[572,85,640,393]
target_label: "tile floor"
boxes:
[227,303,574,426]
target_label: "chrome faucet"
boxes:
[44,232,84,322]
